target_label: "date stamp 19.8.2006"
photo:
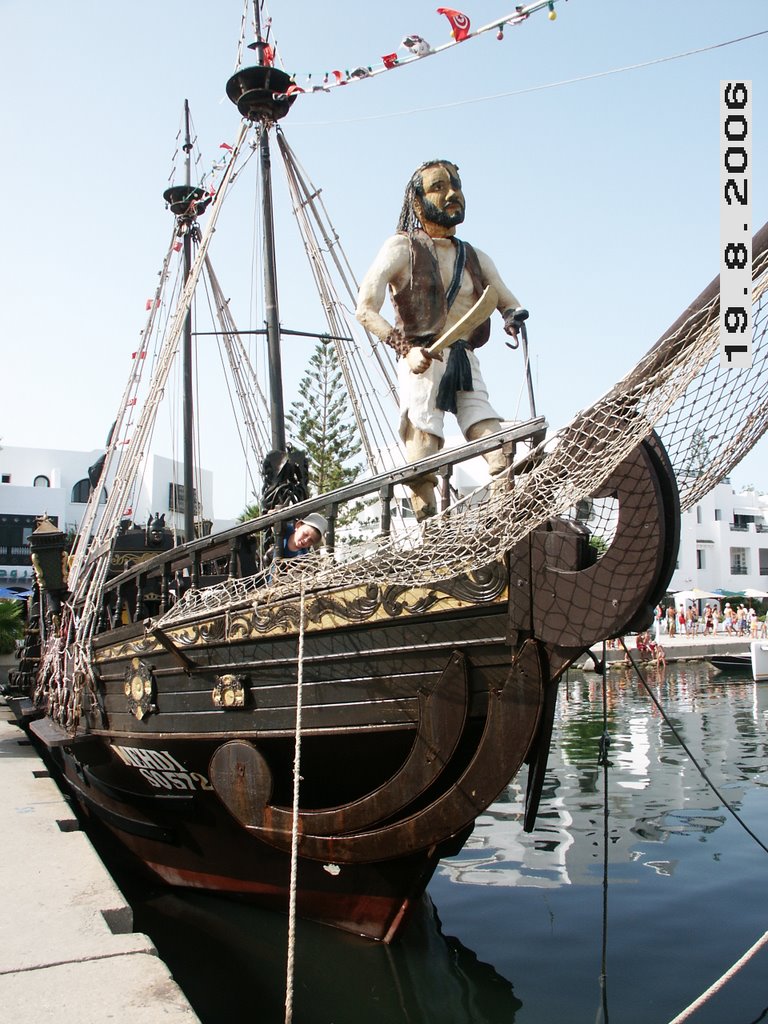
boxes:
[720,81,752,368]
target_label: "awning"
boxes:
[673,588,720,602]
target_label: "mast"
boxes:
[252,16,287,453]
[225,4,303,512]
[162,108,211,541]
[181,99,196,543]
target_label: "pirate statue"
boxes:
[356,159,527,520]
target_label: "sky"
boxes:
[1,1,766,519]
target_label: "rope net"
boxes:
[159,228,768,626]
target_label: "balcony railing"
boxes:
[0,546,31,566]
[731,566,748,575]
[730,523,749,532]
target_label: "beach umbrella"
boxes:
[673,588,720,602]
[0,587,24,600]
[744,588,768,599]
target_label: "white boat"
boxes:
[750,641,768,681]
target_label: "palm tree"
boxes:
[0,599,23,655]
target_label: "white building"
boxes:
[0,445,227,587]
[669,479,768,595]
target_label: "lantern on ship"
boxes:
[28,516,69,612]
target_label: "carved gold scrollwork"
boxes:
[123,657,156,720]
[212,674,247,709]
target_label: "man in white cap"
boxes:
[282,512,327,558]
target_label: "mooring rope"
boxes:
[618,639,768,857]
[595,643,611,1024]
[617,641,768,1021]
[284,580,306,1024]
[666,931,768,1024]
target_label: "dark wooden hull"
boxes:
[40,564,547,941]
[27,434,681,940]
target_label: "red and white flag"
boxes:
[381,52,399,69]
[437,8,471,41]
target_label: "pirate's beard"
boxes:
[418,196,465,230]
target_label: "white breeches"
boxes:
[397,346,500,441]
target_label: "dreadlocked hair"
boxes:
[396,159,459,234]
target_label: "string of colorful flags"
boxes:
[152,3,567,313]
[260,2,566,96]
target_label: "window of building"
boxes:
[33,475,50,488]
[1,474,10,484]
[696,548,706,570]
[730,547,748,575]
[733,513,754,531]
[760,549,768,577]
[696,506,702,524]
[714,509,722,521]
[168,483,201,515]
[71,479,107,504]
[0,514,58,565]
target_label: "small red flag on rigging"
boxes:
[437,8,471,41]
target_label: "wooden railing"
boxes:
[93,417,546,629]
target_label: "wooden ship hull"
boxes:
[22,426,679,941]
[39,568,525,941]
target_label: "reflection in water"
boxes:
[440,660,768,890]
[124,885,522,1024]
[100,662,768,1024]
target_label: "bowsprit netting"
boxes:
[159,224,768,626]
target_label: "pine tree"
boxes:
[286,342,363,498]
[684,428,712,479]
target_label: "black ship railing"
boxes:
[92,417,546,630]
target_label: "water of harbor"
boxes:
[114,660,768,1024]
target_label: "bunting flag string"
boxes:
[265,1,565,96]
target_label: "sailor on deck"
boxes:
[356,159,527,520]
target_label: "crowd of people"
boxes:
[653,601,768,639]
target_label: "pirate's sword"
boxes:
[426,285,498,356]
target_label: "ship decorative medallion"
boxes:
[212,674,247,709]
[123,657,156,720]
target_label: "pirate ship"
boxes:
[9,7,768,943]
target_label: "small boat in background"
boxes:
[709,653,752,674]
[709,644,768,681]
[751,641,768,681]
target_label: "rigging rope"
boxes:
[295,29,768,127]
[284,580,306,1024]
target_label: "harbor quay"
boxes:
[579,629,754,670]
[0,698,200,1024]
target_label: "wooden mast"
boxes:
[225,4,301,512]
[181,99,196,543]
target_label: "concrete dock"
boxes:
[0,699,200,1023]
[578,629,755,669]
